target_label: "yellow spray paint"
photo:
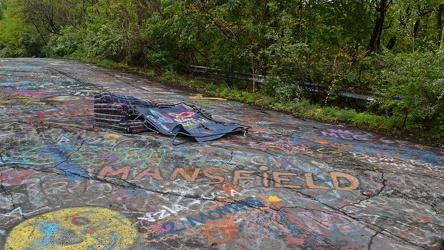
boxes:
[189,93,226,101]
[104,133,119,144]
[105,133,119,138]
[268,195,282,202]
[47,96,81,101]
[5,207,137,249]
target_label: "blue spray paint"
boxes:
[35,220,60,247]
[279,211,302,239]
[37,145,89,181]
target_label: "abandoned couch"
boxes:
[93,91,248,142]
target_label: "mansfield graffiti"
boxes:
[1,58,443,249]
[96,165,360,191]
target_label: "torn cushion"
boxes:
[136,104,247,142]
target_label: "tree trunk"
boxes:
[366,0,392,55]
[386,36,396,50]
[413,19,420,38]
[439,4,444,46]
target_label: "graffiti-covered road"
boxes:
[0,58,443,249]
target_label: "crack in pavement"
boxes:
[225,164,420,247]
[288,189,425,248]
[0,179,16,212]
[338,172,387,211]
[48,67,94,87]
[367,229,382,250]
[118,178,267,212]
[228,151,234,164]
[0,178,35,237]
[52,139,86,169]
[1,163,267,213]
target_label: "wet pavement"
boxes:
[0,58,443,249]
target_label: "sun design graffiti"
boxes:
[168,111,195,120]
[5,207,137,249]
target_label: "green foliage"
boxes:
[291,99,314,115]
[19,32,44,57]
[261,75,303,102]
[336,108,357,122]
[351,112,387,129]
[160,70,178,81]
[374,50,444,132]
[90,25,124,60]
[0,0,33,46]
[146,69,156,77]
[0,0,6,20]
[0,40,20,57]
[46,28,81,58]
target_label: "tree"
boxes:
[0,0,7,20]
[367,0,393,54]
[439,4,444,49]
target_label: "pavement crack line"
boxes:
[228,163,384,229]
[0,178,30,224]
[51,140,89,179]
[4,160,268,213]
[228,151,234,164]
[117,178,267,212]
[337,172,387,211]
[0,179,15,210]
[226,164,385,222]
[376,172,388,196]
[0,151,5,164]
[284,188,424,248]
[264,203,422,249]
[48,66,94,87]
[367,229,383,250]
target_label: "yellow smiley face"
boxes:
[5,207,137,249]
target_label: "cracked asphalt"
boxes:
[0,58,443,249]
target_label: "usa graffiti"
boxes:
[143,196,264,242]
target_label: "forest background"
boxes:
[1,0,444,145]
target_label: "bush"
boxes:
[46,28,81,58]
[351,112,386,129]
[0,41,19,57]
[374,50,444,132]
[18,33,44,57]
[291,99,314,114]
[336,108,357,122]
[261,75,303,102]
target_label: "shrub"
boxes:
[351,112,386,129]
[46,28,81,58]
[261,75,303,102]
[291,99,314,114]
[374,50,444,132]
[336,108,357,122]
[18,33,44,57]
